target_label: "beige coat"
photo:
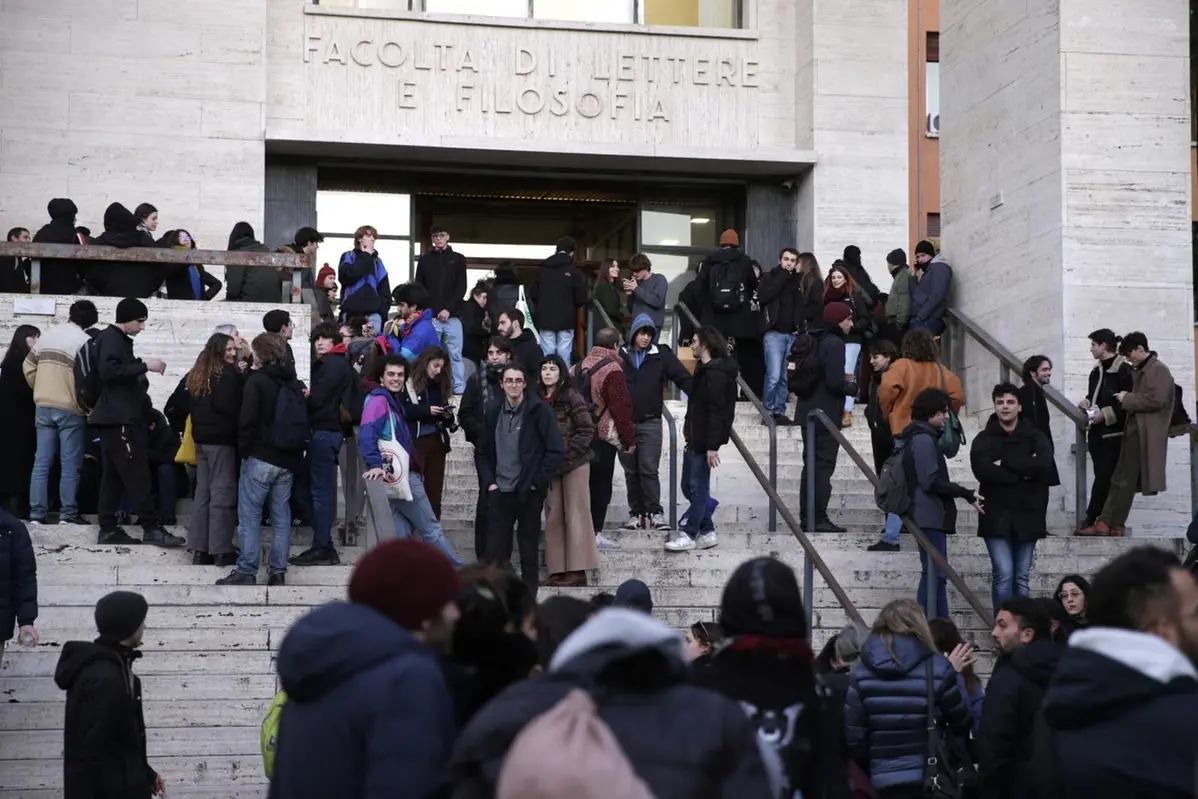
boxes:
[544,465,599,575]
[1120,354,1175,494]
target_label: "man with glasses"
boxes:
[474,364,564,596]
[415,225,468,394]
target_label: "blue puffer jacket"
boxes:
[844,633,971,790]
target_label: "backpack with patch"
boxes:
[571,358,615,419]
[496,688,653,799]
[875,439,918,516]
[263,379,311,453]
[339,358,366,428]
[711,260,746,313]
[73,336,102,413]
[261,690,287,779]
[787,332,822,400]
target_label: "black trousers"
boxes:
[486,489,545,597]
[473,468,489,561]
[97,425,157,531]
[1085,434,1123,526]
[589,440,618,534]
[799,424,840,526]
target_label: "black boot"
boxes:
[192,551,215,566]
[97,528,141,545]
[142,526,184,549]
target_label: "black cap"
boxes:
[886,248,907,267]
[914,240,936,259]
[115,298,148,324]
[94,591,148,642]
[614,579,653,614]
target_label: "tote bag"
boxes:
[517,285,539,338]
[377,409,413,502]
[175,416,197,466]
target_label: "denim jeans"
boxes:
[883,513,902,545]
[762,331,794,416]
[539,330,575,364]
[680,450,713,539]
[843,342,862,412]
[235,458,294,577]
[390,472,463,566]
[30,407,85,518]
[917,528,949,619]
[433,317,465,393]
[910,318,944,336]
[985,537,1036,614]
[307,430,342,551]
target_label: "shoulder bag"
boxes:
[923,660,977,798]
[377,407,414,502]
[936,365,967,458]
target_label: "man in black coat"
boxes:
[414,224,469,393]
[794,303,856,533]
[54,591,163,799]
[32,198,86,295]
[970,382,1053,613]
[460,281,491,372]
[90,298,182,549]
[0,509,37,657]
[527,236,586,364]
[474,363,565,596]
[757,248,800,424]
[977,597,1057,799]
[460,336,513,560]
[87,203,170,298]
[695,229,759,386]
[496,308,543,378]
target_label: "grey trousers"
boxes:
[340,433,365,526]
[187,443,239,555]
[620,419,665,516]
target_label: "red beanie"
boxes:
[349,540,461,631]
[822,302,852,326]
[719,229,740,247]
[317,265,336,288]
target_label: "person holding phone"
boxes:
[398,346,455,520]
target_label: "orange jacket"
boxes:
[879,360,964,436]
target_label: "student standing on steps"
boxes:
[666,326,737,553]
[415,224,469,393]
[1076,329,1134,534]
[460,337,514,560]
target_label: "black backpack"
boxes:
[571,358,615,420]
[339,358,366,428]
[787,332,822,400]
[710,261,745,313]
[73,337,102,413]
[1170,385,1191,428]
[263,380,311,453]
[876,442,916,516]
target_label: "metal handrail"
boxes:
[674,301,778,532]
[0,242,311,304]
[943,307,1087,526]
[589,298,679,529]
[806,409,995,629]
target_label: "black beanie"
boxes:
[115,297,148,324]
[94,591,148,642]
[843,245,862,267]
[886,248,907,267]
[914,240,936,259]
[718,557,807,639]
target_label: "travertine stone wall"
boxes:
[0,0,267,253]
[942,0,1194,533]
[0,297,311,410]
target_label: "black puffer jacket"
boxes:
[487,265,521,328]
[0,510,36,643]
[87,203,165,298]
[527,251,586,332]
[696,246,759,339]
[88,324,150,428]
[307,345,356,434]
[795,279,824,333]
[415,245,468,317]
[189,364,244,447]
[683,356,738,453]
[756,266,799,335]
[969,415,1053,542]
[448,608,773,799]
[33,198,86,296]
[793,324,850,430]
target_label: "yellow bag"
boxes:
[175,416,197,465]
[261,690,287,779]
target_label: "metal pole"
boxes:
[667,413,678,531]
[769,422,778,533]
[804,414,816,631]
[1075,423,1088,529]
[1000,363,1010,385]
[670,308,680,401]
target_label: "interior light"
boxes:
[690,218,711,224]
[659,239,680,246]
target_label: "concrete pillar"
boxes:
[941,0,1193,533]
[746,182,797,271]
[265,162,318,251]
[794,0,910,288]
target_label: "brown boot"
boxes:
[556,571,588,587]
[541,573,567,587]
[1076,524,1100,536]
[1083,521,1125,537]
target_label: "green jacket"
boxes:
[593,279,625,327]
[884,267,911,328]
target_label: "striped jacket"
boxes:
[23,322,91,415]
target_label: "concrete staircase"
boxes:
[0,402,1181,797]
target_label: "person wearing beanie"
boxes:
[910,239,953,335]
[90,299,182,549]
[225,221,281,303]
[271,540,461,799]
[841,244,881,310]
[83,202,170,298]
[883,247,912,340]
[55,590,163,798]
[32,198,86,295]
[691,557,849,798]
[791,301,855,533]
[527,236,586,364]
[693,228,760,397]
[309,263,337,324]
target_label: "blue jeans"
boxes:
[762,331,794,416]
[917,528,949,619]
[390,472,464,566]
[680,450,714,539]
[843,342,861,412]
[539,330,575,364]
[307,430,342,551]
[433,317,465,393]
[235,458,293,577]
[910,318,944,335]
[30,407,85,518]
[985,537,1036,614]
[883,513,902,545]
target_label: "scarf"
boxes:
[396,310,424,339]
[173,244,202,300]
[823,284,850,304]
[725,635,814,661]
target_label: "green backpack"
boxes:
[261,691,288,779]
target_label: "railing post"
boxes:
[1000,363,1010,385]
[670,308,680,401]
[29,259,41,295]
[666,412,678,530]
[804,413,816,627]
[1075,423,1088,529]
[769,422,778,533]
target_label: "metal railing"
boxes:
[943,307,1088,527]
[0,243,310,304]
[806,409,994,628]
[673,301,778,532]
[589,298,679,529]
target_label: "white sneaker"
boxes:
[664,533,696,552]
[595,533,621,551]
[648,513,671,531]
[695,532,718,550]
[619,516,643,531]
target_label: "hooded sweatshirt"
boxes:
[224,222,279,303]
[620,313,693,422]
[87,203,164,298]
[32,198,86,295]
[527,251,586,331]
[271,601,455,799]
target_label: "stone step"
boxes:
[0,673,277,704]
[0,755,265,792]
[0,726,262,761]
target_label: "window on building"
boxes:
[423,0,530,15]
[926,32,940,139]
[641,0,740,27]
[313,0,743,27]
[534,0,635,23]
[926,213,941,239]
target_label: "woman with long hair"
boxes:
[1054,574,1090,628]
[929,616,985,735]
[593,258,625,329]
[537,354,598,588]
[795,252,825,332]
[186,333,244,566]
[398,346,453,519]
[0,325,40,516]
[824,262,872,426]
[879,328,965,439]
[133,202,158,235]
[162,229,222,301]
[846,599,972,798]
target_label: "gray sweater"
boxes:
[628,273,668,329]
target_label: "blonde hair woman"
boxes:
[844,599,973,798]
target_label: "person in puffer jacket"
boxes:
[845,598,972,796]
